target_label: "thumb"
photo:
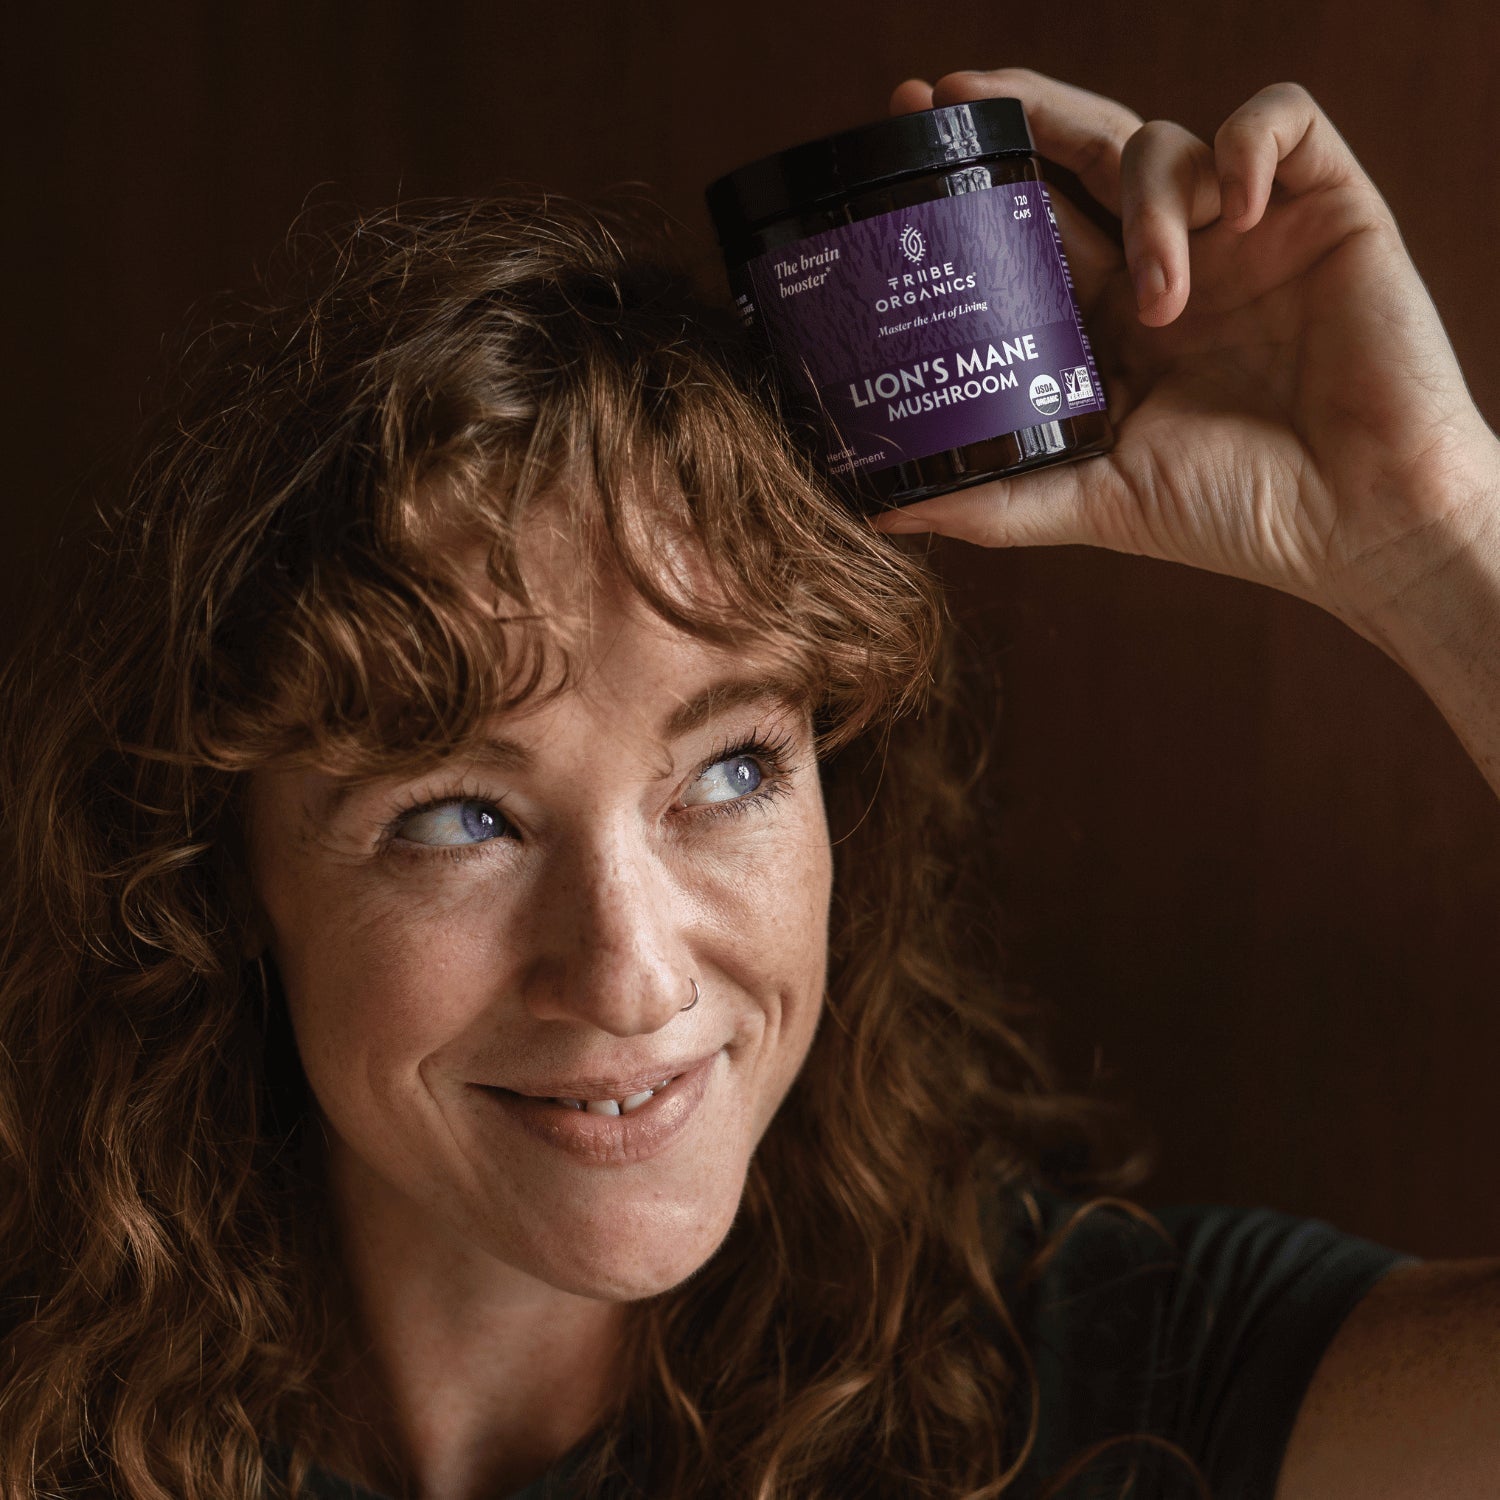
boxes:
[866,455,1129,550]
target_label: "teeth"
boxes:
[546,1076,674,1115]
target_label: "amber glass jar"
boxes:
[706,99,1113,513]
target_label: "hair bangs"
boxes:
[191,217,944,784]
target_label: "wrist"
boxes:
[1324,434,1500,801]
[1330,433,1500,668]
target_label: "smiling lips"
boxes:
[504,1076,675,1115]
[476,1051,722,1165]
[492,1050,720,1111]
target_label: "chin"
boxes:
[511,1195,741,1302]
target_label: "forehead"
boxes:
[498,597,810,750]
[513,485,717,613]
[389,491,816,747]
[444,483,787,678]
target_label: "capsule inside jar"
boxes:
[705,98,1114,514]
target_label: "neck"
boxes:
[314,1137,627,1500]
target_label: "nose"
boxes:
[518,823,693,1036]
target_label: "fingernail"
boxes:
[1133,258,1166,310]
[1221,177,1249,222]
[874,517,930,535]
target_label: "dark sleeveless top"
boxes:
[274,1196,1411,1499]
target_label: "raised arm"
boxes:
[873,70,1500,801]
[871,68,1500,1496]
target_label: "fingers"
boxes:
[889,77,935,115]
[1046,187,1128,311]
[928,68,1144,216]
[1119,121,1221,325]
[1122,81,1387,320]
[892,69,1378,331]
[865,455,1134,552]
[921,68,1211,324]
[1212,81,1382,227]
[891,69,1123,304]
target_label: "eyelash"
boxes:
[378,726,801,864]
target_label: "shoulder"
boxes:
[1274,1253,1500,1500]
[1006,1193,1415,1499]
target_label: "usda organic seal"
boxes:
[1029,373,1062,416]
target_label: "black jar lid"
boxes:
[706,98,1034,244]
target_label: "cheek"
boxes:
[733,833,832,1152]
[688,808,831,951]
[268,875,507,1110]
[782,818,834,1047]
[703,815,832,1058]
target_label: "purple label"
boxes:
[740,183,1107,477]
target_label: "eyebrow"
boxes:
[316,671,812,818]
[463,671,812,774]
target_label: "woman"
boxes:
[1,65,1496,1499]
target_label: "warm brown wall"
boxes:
[6,1,1499,1257]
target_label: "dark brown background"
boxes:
[6,3,1499,1258]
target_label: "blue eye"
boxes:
[383,729,799,861]
[684,753,764,807]
[395,799,507,848]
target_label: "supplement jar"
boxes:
[706,99,1113,512]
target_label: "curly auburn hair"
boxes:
[0,195,1150,1500]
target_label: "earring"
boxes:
[682,978,700,1012]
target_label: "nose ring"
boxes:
[682,977,700,1012]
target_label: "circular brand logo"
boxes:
[1029,373,1062,416]
[899,224,925,263]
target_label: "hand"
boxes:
[872,70,1500,637]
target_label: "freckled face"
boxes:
[244,525,833,1302]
